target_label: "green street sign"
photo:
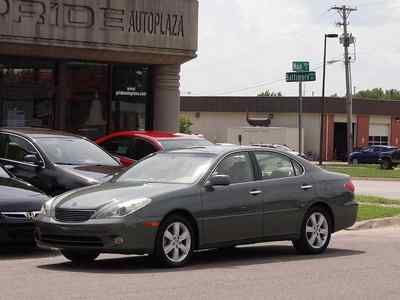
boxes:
[292,61,309,72]
[286,71,316,82]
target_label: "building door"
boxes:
[334,123,356,161]
[0,59,55,128]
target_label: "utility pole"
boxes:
[298,81,303,154]
[331,5,357,162]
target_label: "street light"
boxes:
[319,33,339,166]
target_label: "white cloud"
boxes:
[181,0,400,97]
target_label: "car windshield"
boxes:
[35,137,120,166]
[159,139,213,151]
[117,153,214,184]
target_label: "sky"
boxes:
[180,0,400,97]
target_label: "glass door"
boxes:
[0,58,55,128]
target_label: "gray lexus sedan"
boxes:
[35,146,358,267]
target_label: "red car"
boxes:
[96,131,213,166]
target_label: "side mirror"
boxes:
[24,154,44,167]
[205,174,231,188]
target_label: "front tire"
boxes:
[61,250,100,265]
[292,206,332,255]
[154,215,194,268]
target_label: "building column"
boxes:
[391,117,400,147]
[152,64,181,132]
[357,115,369,148]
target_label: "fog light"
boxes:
[113,237,124,245]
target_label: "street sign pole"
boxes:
[298,81,303,154]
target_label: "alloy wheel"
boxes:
[305,212,329,249]
[162,222,192,263]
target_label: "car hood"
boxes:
[0,178,49,212]
[56,164,124,183]
[55,181,189,210]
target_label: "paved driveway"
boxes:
[0,227,399,300]
[354,180,400,200]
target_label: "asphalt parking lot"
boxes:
[354,180,400,200]
[0,226,399,300]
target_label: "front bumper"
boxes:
[35,216,159,254]
[0,214,37,244]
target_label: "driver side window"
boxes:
[213,152,254,184]
[2,135,40,163]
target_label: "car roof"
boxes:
[167,145,277,155]
[0,127,83,139]
[104,131,204,140]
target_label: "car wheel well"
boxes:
[307,202,335,232]
[161,210,199,249]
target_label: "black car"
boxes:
[349,145,398,165]
[0,128,125,196]
[379,148,400,170]
[0,164,49,244]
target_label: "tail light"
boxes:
[344,180,355,193]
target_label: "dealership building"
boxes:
[0,0,198,139]
[181,96,400,161]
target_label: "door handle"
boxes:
[301,184,313,191]
[249,190,262,196]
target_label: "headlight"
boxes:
[92,198,152,219]
[40,197,56,217]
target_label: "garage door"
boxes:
[369,124,389,145]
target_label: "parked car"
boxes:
[35,145,357,267]
[379,148,400,170]
[0,128,124,196]
[0,164,49,244]
[349,145,398,165]
[96,131,214,166]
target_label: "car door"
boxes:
[0,133,45,189]
[253,151,314,237]
[200,152,263,245]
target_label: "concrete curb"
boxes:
[347,216,400,231]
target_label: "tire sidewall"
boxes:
[154,215,195,267]
[300,206,332,254]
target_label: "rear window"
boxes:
[159,139,213,151]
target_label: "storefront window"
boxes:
[65,62,109,140]
[0,60,55,128]
[112,65,151,131]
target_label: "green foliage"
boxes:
[324,164,400,179]
[356,195,400,206]
[257,89,283,97]
[357,204,400,221]
[179,116,193,134]
[356,88,400,100]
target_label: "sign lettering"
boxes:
[0,0,197,52]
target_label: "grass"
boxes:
[356,195,400,206]
[357,204,400,221]
[324,164,400,179]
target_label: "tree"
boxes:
[179,116,193,134]
[356,88,400,100]
[257,89,283,97]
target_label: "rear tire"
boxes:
[381,159,393,170]
[292,206,332,255]
[61,250,99,265]
[154,215,195,268]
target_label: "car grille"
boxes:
[40,235,104,247]
[55,208,95,223]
